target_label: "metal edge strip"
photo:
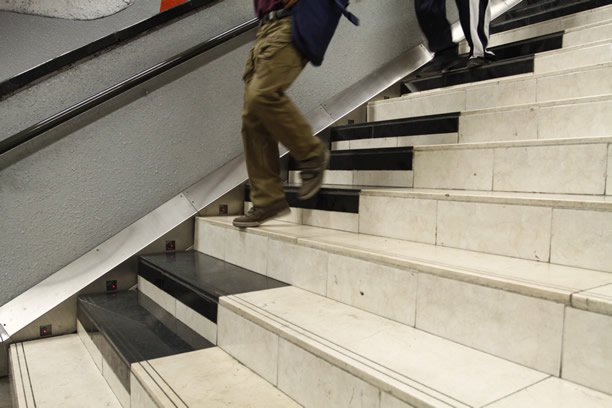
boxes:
[0,194,197,336]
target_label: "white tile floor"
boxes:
[0,377,12,408]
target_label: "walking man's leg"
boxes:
[414,0,459,73]
[456,0,493,67]
[234,18,328,228]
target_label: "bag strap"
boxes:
[334,0,360,26]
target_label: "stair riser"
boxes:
[458,98,612,143]
[360,195,612,269]
[369,65,612,122]
[218,290,555,407]
[534,43,612,74]
[217,306,411,408]
[487,4,612,47]
[137,276,218,345]
[563,22,612,47]
[413,142,610,195]
[289,170,414,188]
[77,321,130,408]
[562,308,612,395]
[332,133,458,151]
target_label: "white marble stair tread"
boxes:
[201,216,612,309]
[486,4,612,48]
[486,377,612,407]
[360,188,612,211]
[10,334,121,408]
[222,286,552,408]
[131,347,300,407]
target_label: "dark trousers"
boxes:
[415,0,491,57]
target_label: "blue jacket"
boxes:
[292,0,359,66]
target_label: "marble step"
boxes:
[411,136,612,195]
[288,147,413,189]
[196,216,612,392]
[492,0,612,33]
[137,251,287,345]
[408,32,565,93]
[331,95,611,149]
[563,20,612,47]
[486,3,612,48]
[244,184,360,214]
[9,334,121,408]
[218,285,612,406]
[330,112,459,151]
[77,291,214,407]
[359,188,612,268]
[368,63,612,121]
[131,347,300,408]
[457,94,612,143]
[534,41,612,74]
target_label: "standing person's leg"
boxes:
[415,0,454,53]
[234,18,327,228]
[414,0,460,72]
[456,0,493,66]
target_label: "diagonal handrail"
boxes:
[0,18,258,157]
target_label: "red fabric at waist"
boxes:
[254,0,284,18]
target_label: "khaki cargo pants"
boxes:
[242,17,324,208]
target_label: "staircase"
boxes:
[7,1,612,407]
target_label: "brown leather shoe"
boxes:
[232,200,290,228]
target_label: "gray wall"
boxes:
[0,0,423,307]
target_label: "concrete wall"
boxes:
[0,0,134,20]
[0,0,423,307]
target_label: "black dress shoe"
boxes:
[417,46,460,76]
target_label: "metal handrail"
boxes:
[0,18,258,157]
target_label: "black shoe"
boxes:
[466,52,496,69]
[417,46,460,76]
[466,57,488,69]
[232,200,290,228]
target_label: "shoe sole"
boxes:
[232,207,291,228]
[298,149,330,201]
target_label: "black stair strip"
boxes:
[404,55,534,93]
[244,184,361,213]
[78,291,214,392]
[496,0,570,23]
[491,0,612,33]
[330,113,460,143]
[289,147,413,171]
[139,251,287,324]
[486,31,564,60]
